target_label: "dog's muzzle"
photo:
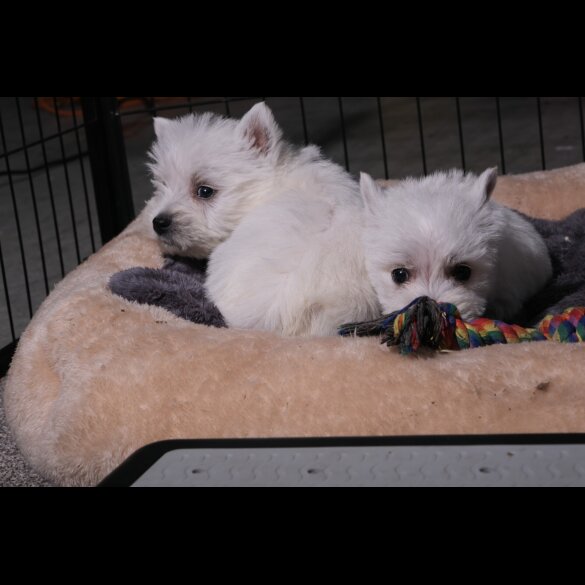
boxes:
[153,214,173,235]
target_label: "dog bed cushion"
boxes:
[5,164,585,486]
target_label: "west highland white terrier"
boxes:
[359,169,553,321]
[145,102,380,336]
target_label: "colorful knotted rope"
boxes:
[338,296,585,355]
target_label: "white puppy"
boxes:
[145,102,379,335]
[359,169,552,321]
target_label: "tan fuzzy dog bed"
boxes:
[5,164,585,486]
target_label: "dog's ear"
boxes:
[476,167,498,205]
[360,172,384,213]
[153,117,172,139]
[238,102,282,155]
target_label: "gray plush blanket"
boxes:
[517,209,585,325]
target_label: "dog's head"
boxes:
[360,168,501,320]
[145,102,283,258]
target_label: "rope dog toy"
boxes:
[338,296,585,355]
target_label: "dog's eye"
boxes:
[451,264,472,282]
[391,268,410,285]
[196,185,215,199]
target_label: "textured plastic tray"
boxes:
[98,434,585,486]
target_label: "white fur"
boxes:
[144,103,380,336]
[360,169,553,321]
[207,193,380,336]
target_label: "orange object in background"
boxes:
[36,97,190,117]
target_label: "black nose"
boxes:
[153,214,172,235]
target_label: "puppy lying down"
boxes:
[359,169,552,322]
[142,102,378,336]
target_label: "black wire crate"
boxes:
[0,97,100,370]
